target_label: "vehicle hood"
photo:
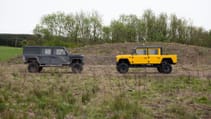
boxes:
[69,54,84,59]
[116,54,132,58]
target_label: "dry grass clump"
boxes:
[0,63,210,119]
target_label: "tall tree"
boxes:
[89,11,103,43]
[119,14,139,42]
[110,20,127,42]
[155,13,168,41]
[142,9,156,41]
[102,26,111,42]
[32,10,211,48]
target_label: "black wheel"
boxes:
[38,67,43,72]
[117,63,129,74]
[161,62,172,74]
[28,62,39,73]
[157,66,163,73]
[72,63,83,73]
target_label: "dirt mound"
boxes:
[9,42,211,65]
[71,42,211,65]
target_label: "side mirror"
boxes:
[64,48,69,55]
[131,49,136,54]
[65,51,69,56]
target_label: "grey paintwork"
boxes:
[23,46,84,66]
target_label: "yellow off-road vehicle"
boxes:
[116,46,177,74]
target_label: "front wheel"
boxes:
[28,62,39,73]
[160,63,172,74]
[71,63,83,73]
[157,66,163,73]
[117,63,129,74]
[38,67,43,72]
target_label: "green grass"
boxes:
[0,65,210,119]
[0,46,22,61]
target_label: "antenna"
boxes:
[138,36,147,46]
[142,37,146,46]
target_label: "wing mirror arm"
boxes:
[131,49,136,55]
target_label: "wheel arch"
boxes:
[161,58,173,64]
[117,59,130,65]
[71,58,83,64]
[27,57,40,64]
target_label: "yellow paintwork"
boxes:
[116,54,133,63]
[116,47,177,64]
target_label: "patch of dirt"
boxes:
[71,42,211,65]
[4,64,211,79]
[5,42,211,77]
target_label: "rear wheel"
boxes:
[117,63,129,74]
[28,62,39,73]
[71,63,83,73]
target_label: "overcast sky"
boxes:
[0,0,210,34]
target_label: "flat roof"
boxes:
[24,46,65,48]
[135,46,162,48]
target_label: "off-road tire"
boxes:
[157,66,163,73]
[117,63,129,74]
[38,67,43,72]
[72,63,83,73]
[161,62,172,74]
[28,62,39,73]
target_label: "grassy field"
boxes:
[0,46,22,61]
[0,64,210,119]
[0,43,211,119]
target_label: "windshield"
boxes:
[64,48,70,54]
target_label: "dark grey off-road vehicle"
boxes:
[23,46,84,73]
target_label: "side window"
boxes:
[55,49,66,55]
[136,48,147,55]
[42,48,52,55]
[148,49,158,55]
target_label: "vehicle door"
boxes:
[148,48,161,64]
[39,48,52,65]
[51,48,69,65]
[132,48,148,64]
